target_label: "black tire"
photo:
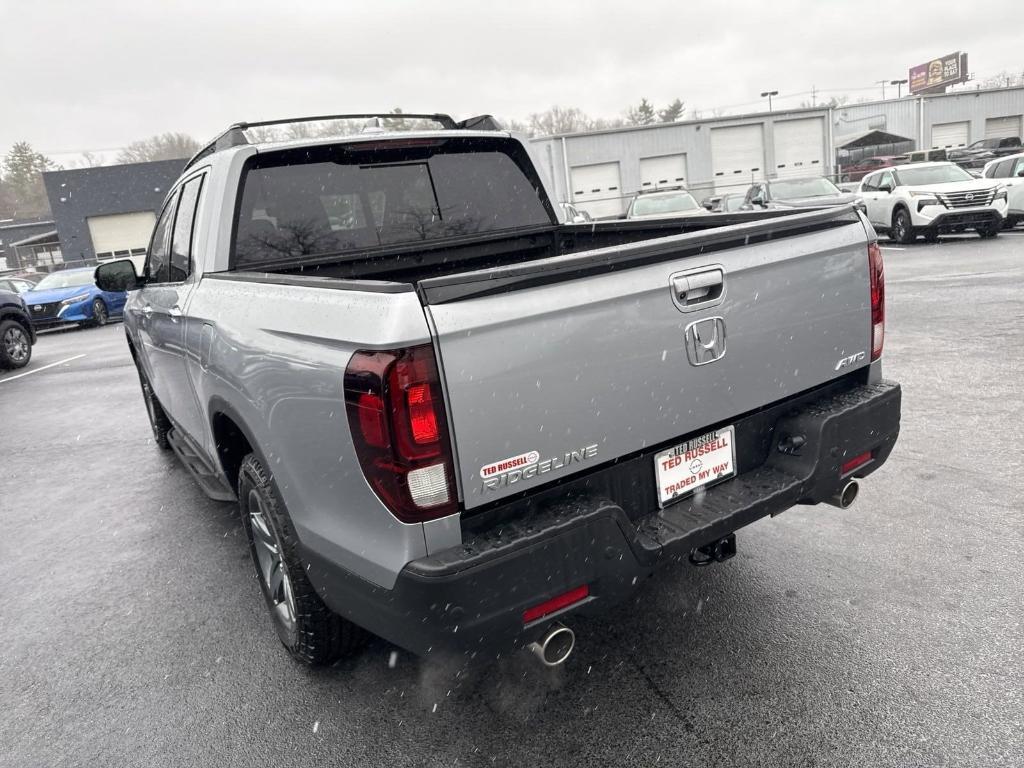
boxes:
[922,228,940,243]
[890,208,916,244]
[137,367,171,449]
[91,298,108,327]
[238,454,365,665]
[977,220,1000,239]
[0,319,32,370]
[1005,216,1020,230]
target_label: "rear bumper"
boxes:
[304,379,901,658]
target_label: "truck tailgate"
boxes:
[421,207,873,510]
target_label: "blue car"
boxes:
[21,267,127,330]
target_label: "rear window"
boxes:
[231,137,553,270]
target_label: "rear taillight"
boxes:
[868,241,885,361]
[344,345,457,523]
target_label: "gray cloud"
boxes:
[2,0,1021,157]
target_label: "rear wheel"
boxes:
[0,319,32,370]
[891,208,916,244]
[137,367,171,449]
[238,454,365,665]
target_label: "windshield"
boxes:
[31,270,95,291]
[770,178,840,200]
[631,192,699,216]
[896,164,974,186]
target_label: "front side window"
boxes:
[231,137,552,270]
[879,171,895,190]
[146,195,178,283]
[861,174,878,192]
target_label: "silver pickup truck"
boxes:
[96,113,901,668]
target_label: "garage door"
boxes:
[639,154,687,191]
[931,121,970,149]
[87,212,157,256]
[773,118,825,179]
[985,115,1022,139]
[711,124,765,193]
[570,162,623,219]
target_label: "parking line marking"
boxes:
[0,354,87,384]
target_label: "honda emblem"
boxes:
[684,317,727,366]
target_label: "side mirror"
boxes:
[879,183,893,194]
[1017,170,1024,178]
[95,259,141,292]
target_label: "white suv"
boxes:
[858,161,1008,243]
[981,152,1024,228]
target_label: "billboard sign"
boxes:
[909,52,968,94]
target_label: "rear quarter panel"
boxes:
[186,277,439,589]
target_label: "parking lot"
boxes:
[1,232,1022,767]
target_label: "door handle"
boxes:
[168,305,182,317]
[141,306,153,316]
[671,267,725,312]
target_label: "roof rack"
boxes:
[183,113,503,171]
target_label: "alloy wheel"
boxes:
[247,489,297,635]
[93,300,108,326]
[3,326,29,363]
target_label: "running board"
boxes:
[166,428,236,502]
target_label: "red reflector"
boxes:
[868,241,885,361]
[522,585,590,624]
[407,383,439,443]
[841,451,872,475]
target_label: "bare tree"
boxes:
[979,70,1024,89]
[528,106,596,136]
[116,132,202,164]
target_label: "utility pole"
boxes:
[811,85,817,107]
[876,80,888,100]
[761,90,779,112]
[890,78,908,98]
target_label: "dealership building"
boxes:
[529,85,1024,218]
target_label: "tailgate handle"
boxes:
[671,268,724,310]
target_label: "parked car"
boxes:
[858,161,1008,243]
[626,188,705,219]
[0,276,37,294]
[840,155,909,182]
[0,288,35,370]
[981,152,1024,228]
[906,148,948,164]
[20,266,127,329]
[741,177,863,211]
[96,112,900,668]
[699,194,722,210]
[709,192,746,212]
[948,137,1022,170]
[558,202,592,224]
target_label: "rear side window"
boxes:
[231,137,554,270]
[169,174,204,282]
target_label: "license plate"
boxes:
[654,425,736,507]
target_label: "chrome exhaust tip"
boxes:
[528,623,575,667]
[826,480,859,509]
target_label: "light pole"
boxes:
[890,79,908,98]
[876,80,888,100]
[760,90,779,112]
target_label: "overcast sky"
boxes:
[2,0,1022,163]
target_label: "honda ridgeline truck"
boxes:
[96,113,901,667]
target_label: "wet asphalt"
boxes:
[1,232,1022,768]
